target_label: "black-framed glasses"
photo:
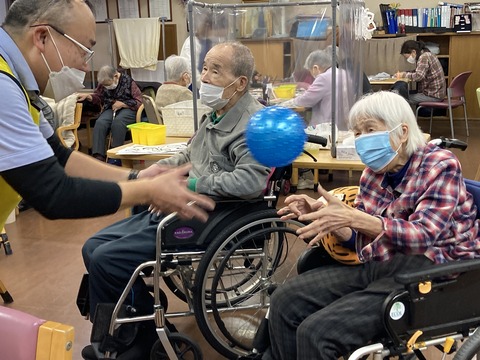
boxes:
[31,23,94,63]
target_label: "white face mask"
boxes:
[199,77,240,110]
[41,28,85,102]
[406,55,416,64]
[104,82,118,90]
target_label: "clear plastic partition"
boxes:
[187,0,366,155]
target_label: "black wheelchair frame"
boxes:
[292,137,480,360]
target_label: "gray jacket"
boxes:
[157,92,270,199]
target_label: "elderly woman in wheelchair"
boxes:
[255,91,480,360]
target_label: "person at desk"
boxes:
[283,47,344,127]
[256,90,480,360]
[77,65,142,163]
[0,0,213,239]
[81,42,270,360]
[155,55,193,110]
[394,40,446,106]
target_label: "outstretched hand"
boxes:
[148,164,215,222]
[277,193,324,220]
[296,185,354,247]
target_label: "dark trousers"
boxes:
[263,254,433,360]
[92,108,137,157]
[82,210,161,318]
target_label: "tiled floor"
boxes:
[0,118,477,359]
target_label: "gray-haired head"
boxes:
[348,91,426,156]
[165,55,191,82]
[3,0,93,36]
[304,46,334,72]
[213,41,254,90]
[97,65,116,84]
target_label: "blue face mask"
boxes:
[355,125,401,172]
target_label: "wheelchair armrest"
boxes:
[297,246,339,274]
[394,258,480,285]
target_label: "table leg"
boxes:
[291,168,299,187]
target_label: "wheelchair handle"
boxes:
[429,137,467,151]
[394,258,480,285]
[306,134,328,147]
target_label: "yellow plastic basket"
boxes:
[273,84,297,99]
[127,123,166,145]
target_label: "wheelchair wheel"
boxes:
[192,210,305,359]
[454,328,480,360]
[150,332,202,360]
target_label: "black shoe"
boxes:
[18,199,31,212]
[81,345,98,360]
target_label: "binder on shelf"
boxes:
[386,9,398,34]
[413,8,418,26]
[379,3,390,29]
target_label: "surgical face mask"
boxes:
[406,55,416,64]
[199,77,240,110]
[41,28,85,102]
[104,82,118,90]
[354,124,402,172]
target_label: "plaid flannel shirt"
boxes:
[405,51,446,99]
[355,143,480,264]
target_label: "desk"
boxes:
[106,137,191,168]
[291,149,365,190]
[369,78,409,86]
[107,143,365,191]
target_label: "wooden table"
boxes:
[369,77,411,89]
[106,137,191,168]
[107,142,365,191]
[291,149,365,190]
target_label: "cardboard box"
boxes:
[336,144,361,161]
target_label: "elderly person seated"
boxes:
[283,46,346,127]
[77,65,142,162]
[81,42,270,360]
[155,55,193,111]
[253,90,480,360]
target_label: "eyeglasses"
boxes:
[31,24,94,63]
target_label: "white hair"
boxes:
[348,91,426,156]
[165,55,191,82]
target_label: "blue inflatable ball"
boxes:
[246,106,306,167]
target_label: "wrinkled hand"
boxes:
[76,93,91,102]
[112,101,126,111]
[148,164,215,221]
[296,185,354,247]
[277,194,323,220]
[139,163,172,179]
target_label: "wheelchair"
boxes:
[77,166,311,359]
[248,136,480,360]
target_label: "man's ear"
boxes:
[31,26,48,52]
[236,76,248,92]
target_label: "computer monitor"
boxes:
[294,17,330,40]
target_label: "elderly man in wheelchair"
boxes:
[80,41,273,360]
[251,91,480,360]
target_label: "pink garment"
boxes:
[293,67,349,127]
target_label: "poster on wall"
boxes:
[117,0,140,18]
[149,0,172,21]
[91,0,108,22]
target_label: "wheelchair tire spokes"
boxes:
[192,211,305,359]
